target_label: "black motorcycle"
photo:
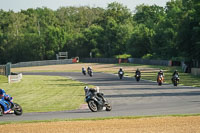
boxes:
[135,74,141,82]
[118,71,124,79]
[88,69,93,77]
[172,74,179,86]
[85,89,112,112]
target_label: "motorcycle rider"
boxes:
[84,86,105,102]
[82,67,86,75]
[171,70,179,81]
[135,68,141,77]
[157,69,164,82]
[0,88,13,114]
[87,66,92,73]
[118,67,124,75]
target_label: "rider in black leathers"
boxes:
[135,68,141,77]
[118,67,124,75]
[171,70,179,81]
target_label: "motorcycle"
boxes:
[157,74,164,86]
[0,98,22,116]
[88,69,93,77]
[82,68,86,75]
[118,71,124,79]
[135,74,141,82]
[172,74,179,86]
[85,89,112,112]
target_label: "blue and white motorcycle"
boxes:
[0,97,22,116]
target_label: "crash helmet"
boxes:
[84,86,89,94]
[0,88,3,95]
[119,67,123,71]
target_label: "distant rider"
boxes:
[172,70,179,81]
[157,69,164,81]
[135,68,141,77]
[82,67,86,74]
[118,67,124,75]
[87,66,92,72]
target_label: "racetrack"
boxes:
[1,72,200,122]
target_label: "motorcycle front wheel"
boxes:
[88,100,98,112]
[106,103,112,111]
[173,81,178,86]
[158,82,162,86]
[13,103,23,115]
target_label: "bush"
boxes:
[115,54,131,59]
[142,54,153,59]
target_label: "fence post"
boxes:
[6,62,11,76]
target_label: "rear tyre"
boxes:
[88,100,98,112]
[13,103,23,116]
[0,106,3,116]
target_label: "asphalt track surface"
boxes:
[1,72,200,122]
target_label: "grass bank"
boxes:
[0,75,89,113]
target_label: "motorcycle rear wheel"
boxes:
[0,106,3,116]
[88,100,98,112]
[13,103,23,115]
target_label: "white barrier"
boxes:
[8,73,23,83]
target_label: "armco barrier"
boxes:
[81,58,118,63]
[11,59,73,68]
[128,58,171,66]
[81,58,171,66]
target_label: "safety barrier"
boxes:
[11,59,73,68]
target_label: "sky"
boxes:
[0,0,170,12]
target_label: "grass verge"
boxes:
[0,75,91,113]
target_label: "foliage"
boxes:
[0,0,199,64]
[115,54,131,59]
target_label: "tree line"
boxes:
[0,0,199,66]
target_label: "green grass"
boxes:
[0,113,200,125]
[116,63,200,87]
[0,75,91,113]
[0,75,8,83]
